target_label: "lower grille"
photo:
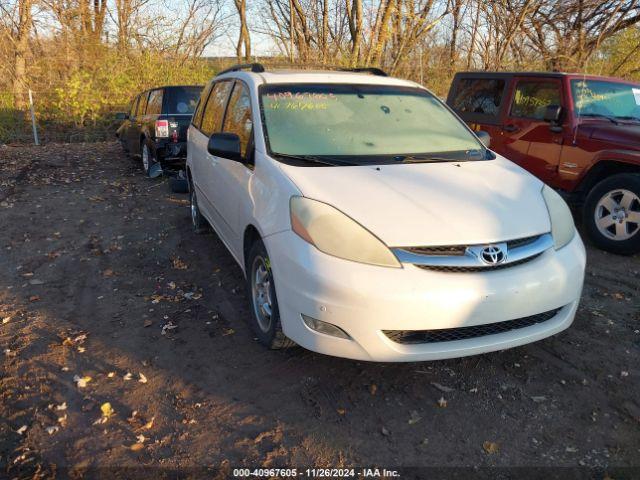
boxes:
[383,308,561,344]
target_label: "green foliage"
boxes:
[0,48,219,143]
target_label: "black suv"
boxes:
[116,85,203,176]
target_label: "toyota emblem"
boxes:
[480,245,506,265]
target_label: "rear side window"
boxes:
[223,82,253,158]
[147,89,163,115]
[201,81,233,136]
[165,87,202,115]
[129,96,139,117]
[510,81,561,119]
[136,92,149,117]
[450,78,505,119]
[192,84,213,129]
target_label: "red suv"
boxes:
[447,72,640,255]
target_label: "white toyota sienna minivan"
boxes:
[186,64,586,362]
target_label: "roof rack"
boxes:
[339,67,388,77]
[217,63,265,76]
[216,63,387,77]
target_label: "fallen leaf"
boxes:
[437,397,448,408]
[222,328,235,336]
[130,443,144,451]
[46,426,59,435]
[102,269,115,277]
[141,417,155,430]
[483,441,499,454]
[107,372,115,378]
[123,372,132,381]
[55,402,67,411]
[161,322,177,335]
[369,384,378,395]
[143,319,153,328]
[2,316,10,324]
[139,373,148,384]
[16,425,27,435]
[336,408,346,415]
[171,256,188,270]
[73,375,91,388]
[29,295,40,302]
[431,382,454,393]
[136,434,146,443]
[408,410,422,425]
[381,426,390,436]
[101,402,114,418]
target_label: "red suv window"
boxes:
[510,81,561,120]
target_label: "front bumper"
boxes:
[265,231,586,362]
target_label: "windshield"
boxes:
[259,84,485,164]
[166,86,202,115]
[571,79,640,120]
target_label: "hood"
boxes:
[587,122,640,148]
[278,156,551,247]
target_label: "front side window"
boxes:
[451,78,505,116]
[223,82,253,158]
[571,79,640,120]
[147,89,163,115]
[201,81,233,136]
[510,81,561,120]
[260,84,484,164]
[136,92,149,117]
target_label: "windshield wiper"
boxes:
[396,155,453,164]
[272,153,357,166]
[614,115,640,123]
[581,113,619,124]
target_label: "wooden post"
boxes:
[28,89,39,146]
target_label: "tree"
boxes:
[233,0,251,61]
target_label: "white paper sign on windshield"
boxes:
[633,88,640,105]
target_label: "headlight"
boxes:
[290,196,401,268]
[542,185,575,249]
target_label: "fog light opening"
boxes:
[301,314,351,340]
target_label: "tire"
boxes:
[583,173,640,255]
[140,140,157,177]
[189,186,208,234]
[119,137,129,154]
[246,239,295,349]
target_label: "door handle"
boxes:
[503,124,518,132]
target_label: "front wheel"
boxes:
[246,240,295,349]
[584,174,640,255]
[189,187,208,234]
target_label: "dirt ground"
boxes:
[1,142,639,479]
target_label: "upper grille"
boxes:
[507,235,540,249]
[415,253,542,273]
[383,308,561,344]
[402,245,466,256]
[392,233,552,273]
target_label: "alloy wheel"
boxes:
[251,256,273,333]
[142,144,150,172]
[594,189,640,241]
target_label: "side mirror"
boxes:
[476,130,491,148]
[208,133,242,161]
[115,112,129,120]
[543,105,562,123]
